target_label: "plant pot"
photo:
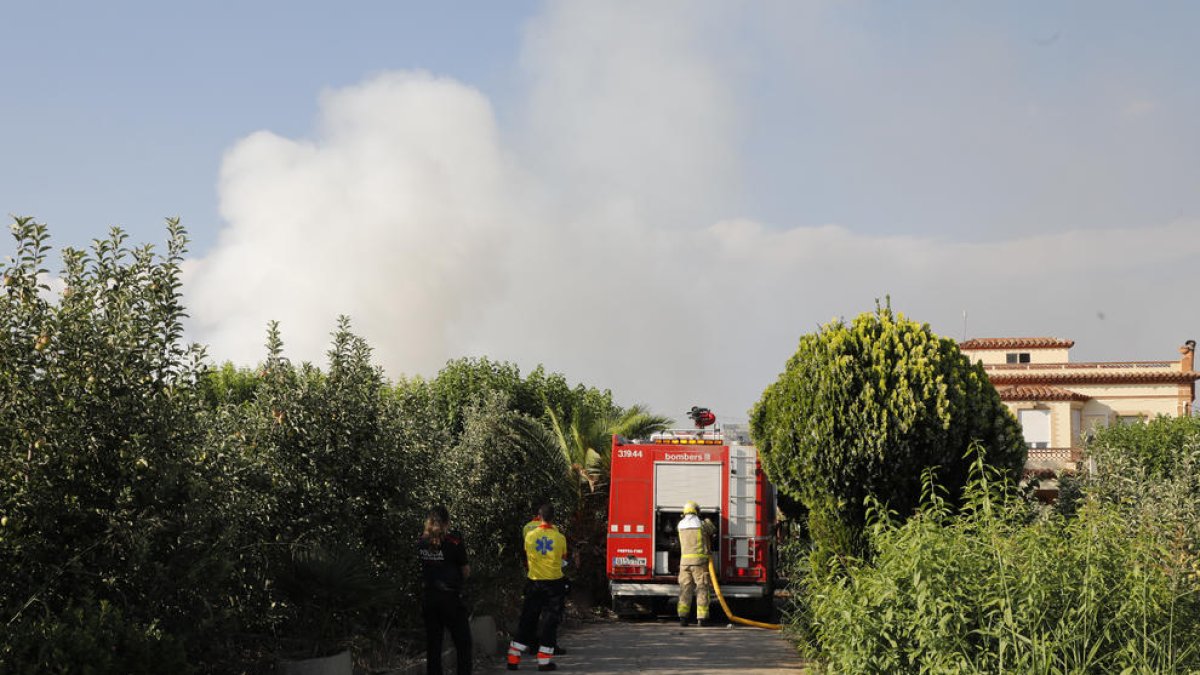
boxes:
[278,648,352,675]
[470,614,497,655]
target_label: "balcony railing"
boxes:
[987,361,1175,372]
[1023,447,1085,480]
[1026,447,1083,462]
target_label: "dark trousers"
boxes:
[515,578,567,650]
[423,590,472,675]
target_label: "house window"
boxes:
[1082,414,1108,441]
[1117,415,1144,426]
[1018,409,1051,449]
[1006,352,1031,364]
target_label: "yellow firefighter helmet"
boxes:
[683,501,699,515]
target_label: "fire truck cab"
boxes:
[606,423,776,618]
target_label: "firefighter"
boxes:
[676,500,716,627]
[508,503,568,671]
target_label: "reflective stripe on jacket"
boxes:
[678,516,715,565]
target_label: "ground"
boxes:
[481,619,809,673]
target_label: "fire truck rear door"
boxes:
[654,462,722,512]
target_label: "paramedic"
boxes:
[520,505,568,656]
[507,503,567,671]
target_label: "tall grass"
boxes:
[796,446,1200,674]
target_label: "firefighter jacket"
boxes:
[678,514,715,566]
[524,523,567,580]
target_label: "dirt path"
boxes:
[483,620,809,674]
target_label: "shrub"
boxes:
[750,302,1025,562]
[1,600,190,675]
[0,219,228,667]
[0,217,654,670]
[435,392,575,616]
[1087,414,1200,478]
[409,357,621,437]
[800,447,1200,673]
[217,319,435,656]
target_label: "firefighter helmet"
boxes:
[683,501,699,515]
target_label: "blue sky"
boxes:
[3,2,1198,420]
[1,1,538,252]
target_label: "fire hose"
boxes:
[707,558,781,630]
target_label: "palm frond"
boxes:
[507,414,572,490]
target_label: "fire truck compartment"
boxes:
[609,582,767,598]
[652,507,720,576]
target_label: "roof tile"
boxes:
[997,385,1091,402]
[960,337,1075,350]
[989,371,1200,385]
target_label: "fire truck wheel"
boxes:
[612,597,639,619]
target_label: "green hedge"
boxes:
[797,447,1200,673]
[0,219,618,672]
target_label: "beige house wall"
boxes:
[1002,401,1080,447]
[1002,386,1180,448]
[969,347,1071,365]
[1066,383,1182,422]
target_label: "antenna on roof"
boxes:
[962,310,968,342]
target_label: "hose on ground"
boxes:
[707,558,782,630]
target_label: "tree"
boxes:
[546,404,671,495]
[197,361,260,407]
[545,403,670,599]
[435,393,575,615]
[749,302,1025,561]
[401,356,622,440]
[0,218,215,668]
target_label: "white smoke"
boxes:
[186,2,1200,423]
[188,71,534,373]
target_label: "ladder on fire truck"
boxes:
[726,443,758,572]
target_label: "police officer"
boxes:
[677,500,716,627]
[507,503,567,671]
[417,505,472,675]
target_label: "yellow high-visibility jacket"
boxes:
[524,523,567,580]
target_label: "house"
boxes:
[959,337,1199,486]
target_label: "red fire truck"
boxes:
[606,420,777,618]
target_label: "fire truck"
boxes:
[605,411,777,618]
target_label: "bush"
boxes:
[799,447,1200,673]
[214,319,436,657]
[0,219,230,667]
[750,302,1025,563]
[2,600,189,675]
[435,393,575,617]
[1087,414,1200,478]
[0,217,654,670]
[410,357,621,437]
